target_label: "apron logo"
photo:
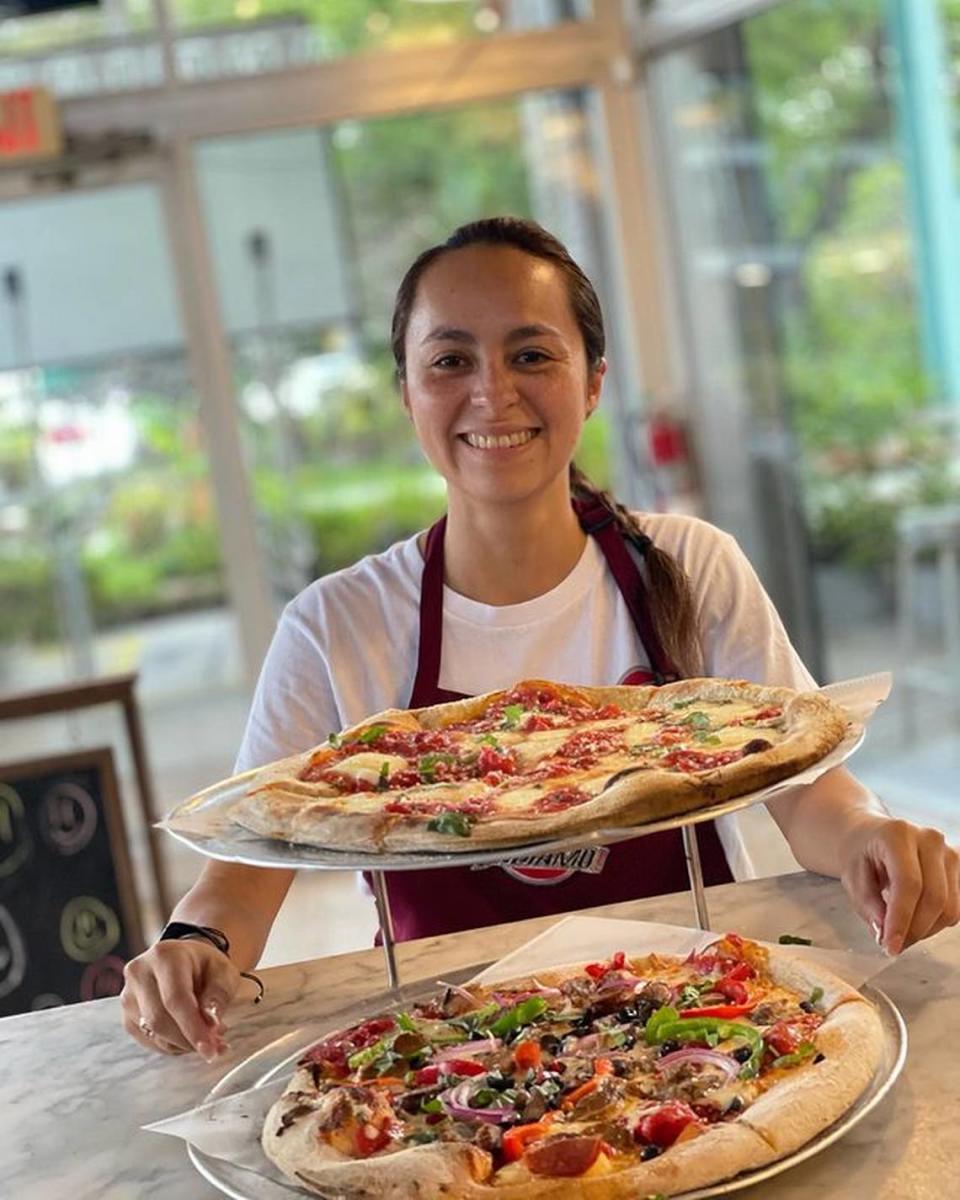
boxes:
[619,666,655,686]
[472,846,610,886]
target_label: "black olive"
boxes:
[641,1144,662,1160]
[731,1045,752,1064]
[539,1033,562,1055]
[799,1000,814,1013]
[633,998,656,1025]
[659,1039,680,1056]
[611,1058,630,1077]
[616,1006,638,1022]
[814,1053,825,1064]
[726,1096,744,1114]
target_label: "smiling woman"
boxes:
[119,216,960,1063]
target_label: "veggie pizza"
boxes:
[262,933,883,1197]
[230,678,849,853]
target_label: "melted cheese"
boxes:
[333,752,410,784]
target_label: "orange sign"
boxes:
[0,87,62,162]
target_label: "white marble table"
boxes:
[6,872,958,1200]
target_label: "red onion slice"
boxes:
[433,1037,500,1061]
[655,1047,739,1083]
[438,1080,516,1124]
[436,980,478,1004]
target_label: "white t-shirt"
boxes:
[236,508,816,883]
[235,513,816,880]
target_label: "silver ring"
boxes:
[138,1016,155,1038]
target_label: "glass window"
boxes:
[0,1,592,95]
[0,185,249,907]
[195,90,617,606]
[647,0,960,841]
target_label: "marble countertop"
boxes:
[6,872,957,1200]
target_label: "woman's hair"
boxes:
[391,215,703,678]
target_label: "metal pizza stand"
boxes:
[161,720,865,989]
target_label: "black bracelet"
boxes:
[158,921,265,1004]
[159,921,230,955]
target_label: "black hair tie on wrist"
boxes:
[159,921,265,1004]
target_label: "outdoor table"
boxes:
[6,871,955,1199]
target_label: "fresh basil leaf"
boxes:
[809,986,824,1006]
[679,711,711,729]
[418,752,457,783]
[501,704,524,728]
[695,733,723,745]
[327,732,341,748]
[376,761,391,791]
[406,1131,438,1145]
[478,734,500,747]
[358,724,387,745]
[426,811,472,837]
[778,934,813,945]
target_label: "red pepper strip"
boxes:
[561,1057,615,1109]
[514,1039,542,1071]
[585,951,627,979]
[502,1114,559,1162]
[679,1003,755,1020]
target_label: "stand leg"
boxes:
[682,825,711,930]
[371,870,399,990]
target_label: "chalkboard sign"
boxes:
[0,747,145,1016]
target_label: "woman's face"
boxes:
[401,244,604,511]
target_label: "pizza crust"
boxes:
[737,999,884,1155]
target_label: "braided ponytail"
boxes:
[570,464,703,678]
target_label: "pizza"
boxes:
[230,678,849,853]
[261,932,883,1197]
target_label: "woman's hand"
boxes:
[839,816,960,955]
[120,939,242,1059]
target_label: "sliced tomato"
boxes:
[764,1014,821,1057]
[715,977,749,1005]
[636,1101,702,1148]
[525,1134,603,1177]
[441,1058,487,1077]
[354,1118,393,1156]
[410,1064,441,1087]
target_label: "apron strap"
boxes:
[573,497,679,684]
[409,516,448,707]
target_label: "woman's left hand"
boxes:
[839,816,960,955]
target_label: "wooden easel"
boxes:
[0,672,171,917]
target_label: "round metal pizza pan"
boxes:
[185,965,906,1200]
[161,728,865,872]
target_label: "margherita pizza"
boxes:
[230,678,849,853]
[262,933,883,1197]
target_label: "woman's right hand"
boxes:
[120,939,242,1060]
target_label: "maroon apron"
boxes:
[376,498,733,941]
